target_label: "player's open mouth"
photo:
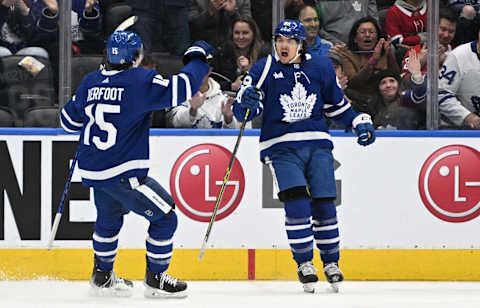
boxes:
[281,51,289,57]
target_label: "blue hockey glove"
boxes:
[353,113,376,146]
[183,40,215,65]
[240,86,263,111]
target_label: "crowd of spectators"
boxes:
[0,0,479,130]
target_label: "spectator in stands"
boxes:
[30,0,103,55]
[448,0,480,13]
[213,15,270,92]
[334,16,400,115]
[189,0,252,48]
[384,0,427,47]
[0,0,48,58]
[401,8,457,82]
[297,4,333,56]
[285,0,318,19]
[167,65,241,128]
[251,0,271,42]
[438,27,480,129]
[452,4,480,46]
[316,0,378,45]
[373,49,426,129]
[376,0,395,10]
[127,0,190,56]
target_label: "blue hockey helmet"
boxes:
[106,31,143,65]
[274,19,306,41]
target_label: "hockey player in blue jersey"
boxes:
[233,20,376,293]
[60,31,214,298]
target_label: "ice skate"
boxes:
[144,268,188,298]
[323,262,343,293]
[297,261,318,293]
[89,258,133,297]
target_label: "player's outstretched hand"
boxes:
[183,40,215,65]
[353,113,376,146]
[240,86,263,111]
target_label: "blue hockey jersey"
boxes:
[60,59,209,186]
[233,54,358,161]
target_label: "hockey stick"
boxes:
[47,151,78,250]
[198,55,272,260]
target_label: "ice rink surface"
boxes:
[1,280,480,308]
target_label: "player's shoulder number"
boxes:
[439,65,456,85]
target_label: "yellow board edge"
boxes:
[1,249,479,281]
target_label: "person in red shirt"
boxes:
[400,8,458,82]
[384,0,427,47]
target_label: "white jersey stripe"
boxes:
[78,159,149,180]
[325,102,351,117]
[178,73,192,101]
[172,75,178,107]
[136,185,172,214]
[60,120,79,133]
[260,131,331,151]
[61,109,82,127]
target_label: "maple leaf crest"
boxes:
[279,82,317,123]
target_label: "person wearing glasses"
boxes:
[332,16,400,115]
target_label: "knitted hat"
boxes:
[376,69,400,85]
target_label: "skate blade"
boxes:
[88,286,133,298]
[302,282,316,293]
[329,282,340,293]
[144,286,188,299]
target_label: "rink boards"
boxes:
[1,129,480,280]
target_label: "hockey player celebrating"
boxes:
[233,20,376,293]
[60,31,214,298]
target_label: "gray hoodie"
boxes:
[317,0,379,45]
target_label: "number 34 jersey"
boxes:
[60,62,209,187]
[439,41,480,126]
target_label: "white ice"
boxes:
[1,280,480,308]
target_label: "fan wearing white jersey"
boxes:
[233,20,376,293]
[438,28,480,129]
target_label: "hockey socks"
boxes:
[284,198,314,265]
[311,200,340,264]
[92,224,122,272]
[146,211,178,273]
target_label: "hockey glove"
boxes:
[352,113,376,146]
[183,40,215,65]
[240,86,263,111]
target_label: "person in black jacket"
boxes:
[127,0,190,55]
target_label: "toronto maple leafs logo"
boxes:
[352,0,361,12]
[280,83,316,123]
